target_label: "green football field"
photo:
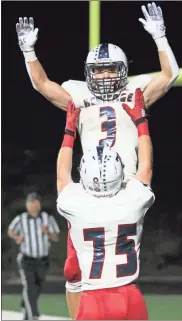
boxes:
[2,294,182,320]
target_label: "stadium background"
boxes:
[2,1,182,319]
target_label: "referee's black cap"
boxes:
[26,192,41,203]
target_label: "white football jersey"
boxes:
[62,75,152,182]
[57,178,154,291]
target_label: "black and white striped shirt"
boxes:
[8,212,60,258]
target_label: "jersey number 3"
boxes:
[83,223,137,279]
[99,107,116,148]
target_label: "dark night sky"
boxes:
[2,1,182,201]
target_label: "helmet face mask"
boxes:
[85,43,128,101]
[85,61,128,101]
[79,146,124,197]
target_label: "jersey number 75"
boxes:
[83,223,137,279]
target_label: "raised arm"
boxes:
[139,3,179,108]
[123,88,152,186]
[16,17,70,111]
[57,101,80,194]
[136,135,152,186]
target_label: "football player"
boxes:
[15,3,178,317]
[56,88,154,320]
[15,3,179,184]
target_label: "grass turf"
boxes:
[2,294,182,320]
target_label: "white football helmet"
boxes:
[85,43,128,101]
[79,146,124,197]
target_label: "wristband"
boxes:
[62,134,75,148]
[135,117,147,126]
[137,122,149,137]
[154,36,168,51]
[65,129,75,137]
[23,50,37,63]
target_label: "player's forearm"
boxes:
[23,51,48,91]
[57,147,73,175]
[24,55,69,110]
[57,102,79,193]
[16,18,69,111]
[143,41,179,108]
[136,135,153,185]
[139,4,179,93]
[27,59,48,91]
[155,37,179,90]
[57,146,73,193]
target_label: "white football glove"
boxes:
[139,2,166,40]
[16,17,39,52]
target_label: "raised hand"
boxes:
[65,100,80,135]
[16,17,39,52]
[139,2,166,40]
[122,88,149,137]
[122,88,147,124]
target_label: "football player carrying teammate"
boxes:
[15,3,179,184]
[15,2,178,318]
[56,88,154,320]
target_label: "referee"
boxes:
[8,192,60,320]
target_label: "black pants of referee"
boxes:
[17,253,49,320]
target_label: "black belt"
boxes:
[22,254,49,262]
